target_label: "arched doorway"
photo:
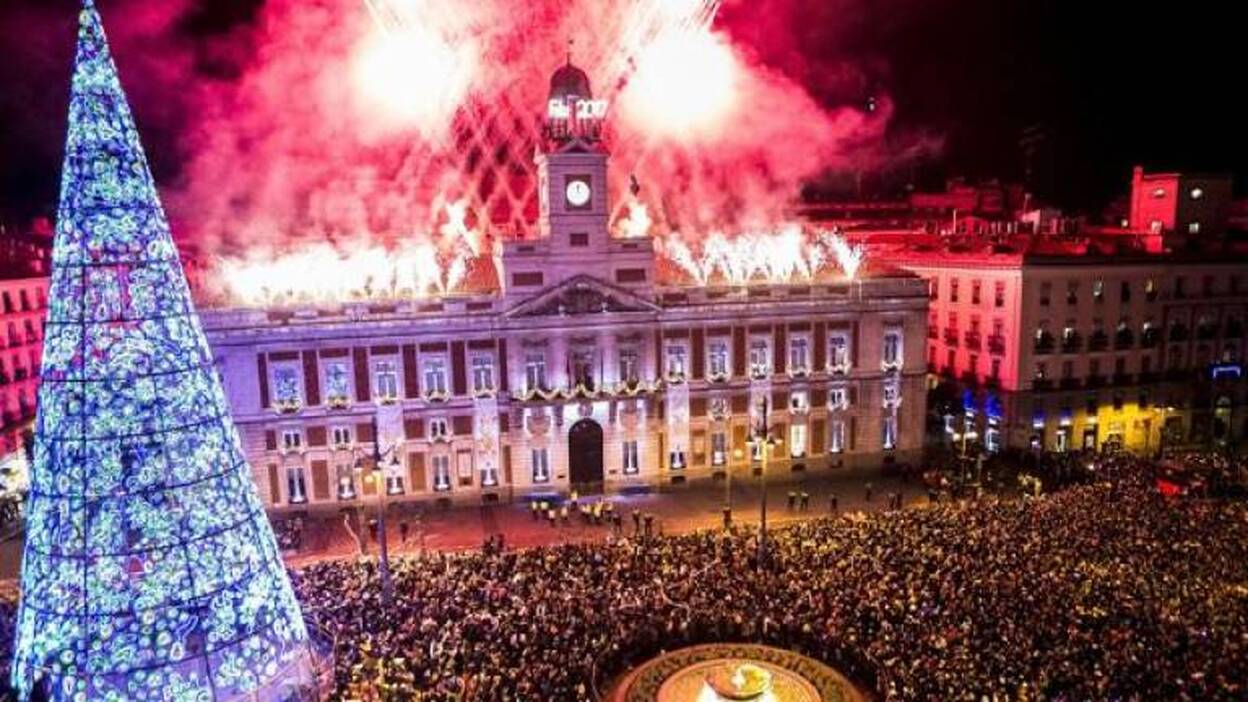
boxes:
[568,419,604,489]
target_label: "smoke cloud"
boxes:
[26,0,939,266]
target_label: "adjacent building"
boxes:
[876,167,1247,455]
[201,63,929,510]
[0,269,49,493]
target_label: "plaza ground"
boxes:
[0,470,941,580]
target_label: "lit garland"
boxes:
[10,2,313,700]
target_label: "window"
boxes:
[789,424,807,458]
[1149,220,1163,234]
[882,414,898,450]
[569,232,589,247]
[324,361,350,405]
[968,353,979,378]
[669,446,686,470]
[828,385,848,410]
[1039,282,1051,306]
[272,366,301,409]
[1174,276,1186,299]
[618,348,639,384]
[710,433,727,466]
[422,358,449,397]
[1202,275,1214,297]
[386,468,405,496]
[789,390,809,413]
[480,458,499,488]
[1066,281,1078,305]
[336,461,356,500]
[331,425,352,447]
[708,339,730,379]
[525,353,548,392]
[788,336,810,374]
[882,331,902,368]
[428,417,450,441]
[1114,356,1126,376]
[281,428,303,453]
[572,350,596,389]
[950,278,959,303]
[471,356,495,394]
[971,280,981,305]
[946,348,956,370]
[1089,358,1101,377]
[433,454,452,491]
[1190,187,1204,200]
[622,441,640,475]
[1120,281,1131,303]
[749,338,771,377]
[1188,222,1201,234]
[882,380,900,407]
[1062,360,1074,379]
[994,281,1005,308]
[286,466,307,504]
[829,419,845,453]
[828,333,850,372]
[665,344,687,379]
[1152,187,1167,199]
[709,396,730,419]
[929,278,939,300]
[1035,362,1047,380]
[1092,279,1104,302]
[374,359,400,401]
[1145,278,1157,300]
[990,358,1001,380]
[530,448,550,483]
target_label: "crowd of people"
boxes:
[1,455,1246,701]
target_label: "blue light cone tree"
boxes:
[10,2,314,699]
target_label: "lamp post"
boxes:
[351,415,396,606]
[748,397,782,570]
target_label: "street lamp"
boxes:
[350,415,398,606]
[747,397,782,570]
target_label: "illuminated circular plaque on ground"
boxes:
[606,644,868,702]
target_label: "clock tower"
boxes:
[498,57,654,303]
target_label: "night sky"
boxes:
[0,0,1242,223]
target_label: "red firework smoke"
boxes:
[165,0,928,259]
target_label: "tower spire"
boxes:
[10,2,317,699]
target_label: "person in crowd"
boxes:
[6,453,1245,702]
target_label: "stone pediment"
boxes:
[504,275,659,318]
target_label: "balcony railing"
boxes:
[943,329,960,347]
[1034,335,1055,355]
[1169,326,1188,343]
[1061,334,1082,354]
[1059,377,1081,390]
[1088,332,1109,352]
[1196,326,1217,341]
[1114,330,1134,350]
[1032,378,1053,391]
[963,331,982,350]
[1141,330,1160,348]
[987,335,1006,355]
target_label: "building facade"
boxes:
[884,237,1248,455]
[200,64,929,510]
[0,276,47,488]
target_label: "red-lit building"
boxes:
[874,167,1248,454]
[0,235,50,492]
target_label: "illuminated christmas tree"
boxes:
[10,2,315,699]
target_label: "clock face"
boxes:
[565,179,592,208]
